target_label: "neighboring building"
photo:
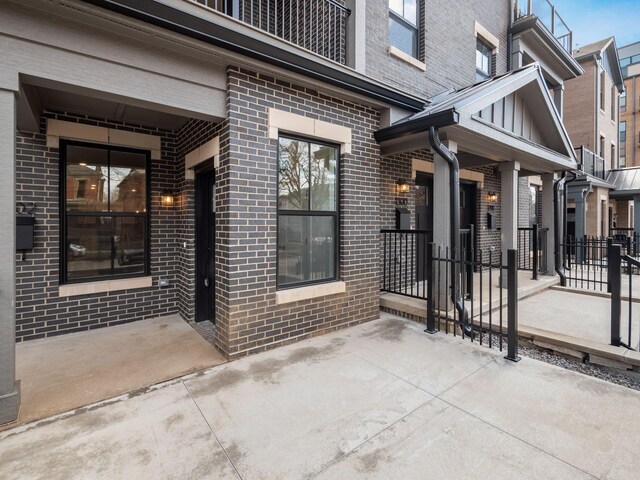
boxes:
[0,0,579,424]
[562,37,624,239]
[606,42,640,235]
[618,42,640,168]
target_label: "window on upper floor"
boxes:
[620,121,627,143]
[476,38,493,82]
[600,135,605,158]
[611,143,616,169]
[277,136,339,288]
[620,92,626,112]
[61,141,150,284]
[389,0,418,58]
[611,86,616,120]
[620,144,626,168]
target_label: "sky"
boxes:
[555,0,640,49]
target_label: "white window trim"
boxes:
[268,108,352,153]
[46,119,161,159]
[59,276,153,297]
[474,21,500,53]
[184,136,219,180]
[389,45,427,71]
[276,281,347,305]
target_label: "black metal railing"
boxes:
[426,243,520,360]
[512,0,573,53]
[575,146,606,179]
[381,229,433,300]
[381,227,475,300]
[609,244,639,351]
[194,0,351,64]
[559,235,610,291]
[517,224,548,279]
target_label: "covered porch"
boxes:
[375,63,578,310]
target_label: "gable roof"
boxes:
[574,37,625,92]
[375,63,576,166]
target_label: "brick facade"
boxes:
[14,112,219,341]
[213,67,381,358]
[366,0,510,99]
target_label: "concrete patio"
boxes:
[5,314,226,429]
[1,314,639,479]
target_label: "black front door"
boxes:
[415,174,433,281]
[195,169,216,323]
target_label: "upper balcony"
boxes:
[575,146,605,180]
[513,0,572,54]
[510,0,582,83]
[192,0,351,65]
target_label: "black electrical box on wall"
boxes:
[487,210,497,230]
[16,215,35,251]
[396,207,410,230]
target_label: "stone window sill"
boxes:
[58,276,153,297]
[389,46,426,71]
[275,281,347,305]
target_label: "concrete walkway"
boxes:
[1,314,639,479]
[7,314,226,429]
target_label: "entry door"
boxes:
[415,174,433,281]
[195,169,216,323]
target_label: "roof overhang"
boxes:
[510,16,583,81]
[374,64,578,174]
[81,0,426,112]
[607,168,640,200]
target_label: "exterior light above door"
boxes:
[487,191,498,203]
[396,178,410,194]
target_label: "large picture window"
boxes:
[277,136,339,288]
[61,141,150,283]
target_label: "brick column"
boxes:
[0,87,20,425]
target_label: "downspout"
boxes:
[555,171,577,283]
[428,127,474,337]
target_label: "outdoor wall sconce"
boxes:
[161,190,175,207]
[396,178,410,194]
[487,191,498,203]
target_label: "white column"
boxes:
[0,87,19,425]
[500,161,520,260]
[541,173,557,275]
[511,37,524,69]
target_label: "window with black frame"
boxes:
[476,38,492,82]
[277,136,339,288]
[389,0,418,58]
[61,141,150,283]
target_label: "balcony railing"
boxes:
[575,146,605,179]
[192,0,351,65]
[512,0,573,54]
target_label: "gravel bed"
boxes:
[469,331,640,391]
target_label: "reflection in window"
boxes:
[389,0,418,58]
[63,142,149,283]
[476,38,492,81]
[278,136,339,287]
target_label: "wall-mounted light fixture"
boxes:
[487,191,498,203]
[161,190,175,207]
[396,178,410,194]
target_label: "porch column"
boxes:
[433,150,452,305]
[0,87,19,425]
[634,195,640,238]
[500,161,520,261]
[541,173,557,275]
